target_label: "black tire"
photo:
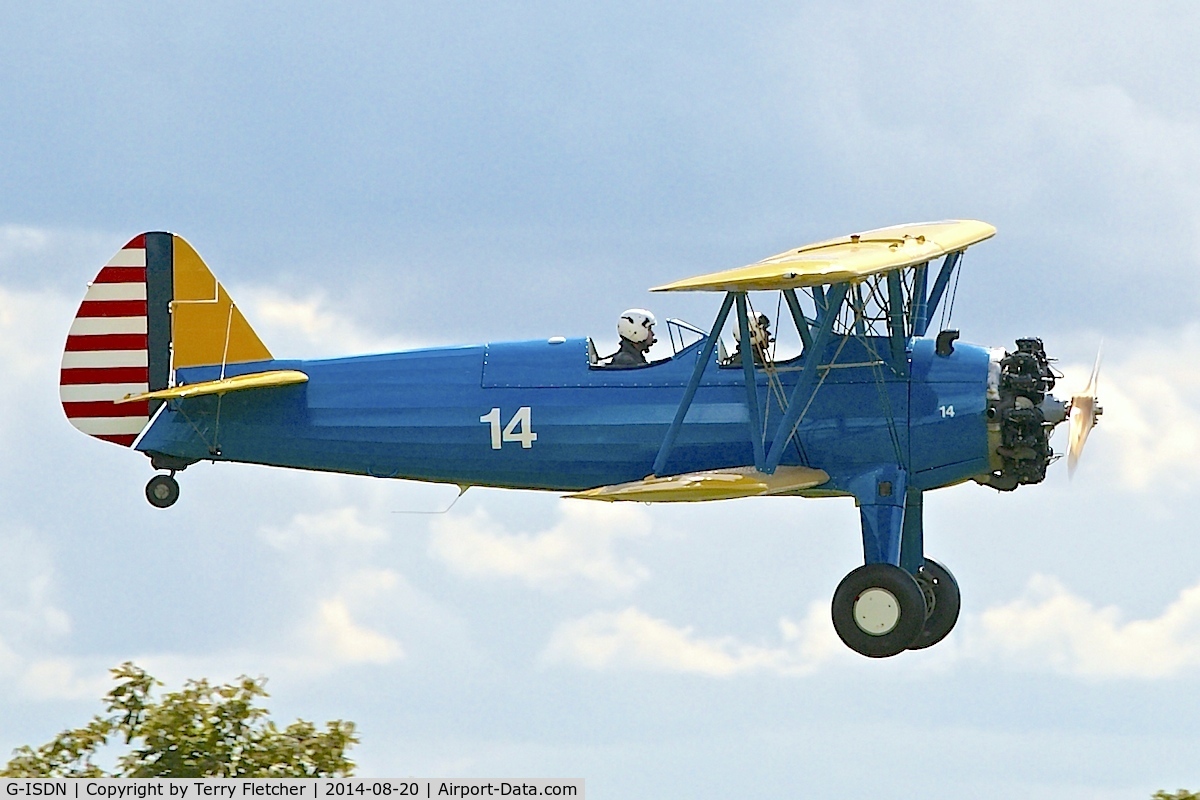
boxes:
[908,558,961,650]
[832,563,928,658]
[145,474,180,509]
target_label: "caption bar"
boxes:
[1,781,583,799]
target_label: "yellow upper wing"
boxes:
[652,220,996,293]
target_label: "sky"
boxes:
[3,1,1200,797]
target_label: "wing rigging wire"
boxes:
[391,485,471,515]
[745,294,791,439]
[778,332,852,459]
[746,292,812,464]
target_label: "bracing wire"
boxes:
[391,485,470,515]
[746,294,788,445]
[781,332,852,452]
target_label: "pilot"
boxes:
[609,309,657,367]
[728,313,772,367]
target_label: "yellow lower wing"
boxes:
[117,369,309,403]
[566,465,829,503]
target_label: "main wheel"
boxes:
[145,474,180,508]
[832,563,927,658]
[908,558,961,650]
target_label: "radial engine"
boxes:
[981,337,1098,491]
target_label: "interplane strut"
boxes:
[652,249,966,478]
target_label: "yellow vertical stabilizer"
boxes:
[171,235,272,369]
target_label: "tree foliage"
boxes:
[1154,792,1200,800]
[2,663,357,778]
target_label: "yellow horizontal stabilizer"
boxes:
[566,465,829,503]
[117,369,309,403]
[652,220,996,293]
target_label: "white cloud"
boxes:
[3,568,411,698]
[237,286,426,359]
[540,573,1200,681]
[0,224,53,258]
[0,508,410,699]
[0,528,102,701]
[260,506,388,550]
[429,503,653,592]
[540,604,844,678]
[0,635,18,675]
[973,574,1200,679]
[772,3,1200,321]
[0,284,71,380]
[292,568,407,671]
[15,658,112,702]
[308,599,404,666]
[0,528,71,646]
[1058,325,1200,490]
[0,224,114,291]
[0,281,86,457]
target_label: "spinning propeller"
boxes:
[1067,346,1103,477]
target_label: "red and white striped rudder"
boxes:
[59,234,151,446]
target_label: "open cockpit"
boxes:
[588,315,724,369]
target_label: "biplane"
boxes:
[59,220,1101,658]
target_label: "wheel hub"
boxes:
[853,588,900,635]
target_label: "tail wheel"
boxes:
[832,563,927,658]
[908,558,961,650]
[146,474,180,508]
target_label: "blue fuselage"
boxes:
[135,336,993,494]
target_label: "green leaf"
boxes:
[3,663,357,778]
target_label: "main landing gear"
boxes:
[830,559,961,658]
[832,472,962,657]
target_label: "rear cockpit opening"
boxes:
[715,293,809,369]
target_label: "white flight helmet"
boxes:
[733,313,772,349]
[618,309,657,344]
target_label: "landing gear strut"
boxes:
[837,473,962,656]
[145,473,180,508]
